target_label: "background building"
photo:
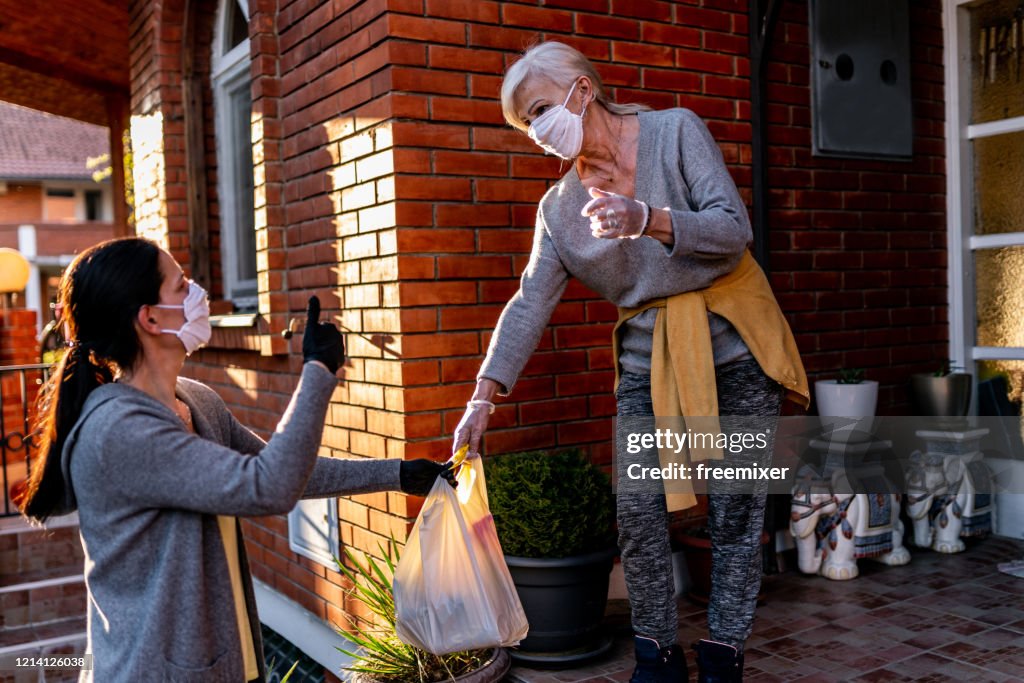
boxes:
[0,101,116,332]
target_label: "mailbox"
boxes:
[810,0,914,160]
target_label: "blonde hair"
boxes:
[500,41,651,132]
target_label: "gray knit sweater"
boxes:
[479,108,752,394]
[61,363,401,682]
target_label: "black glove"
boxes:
[302,296,345,374]
[400,460,457,496]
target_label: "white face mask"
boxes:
[153,281,211,355]
[527,80,589,160]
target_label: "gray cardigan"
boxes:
[61,363,401,682]
[479,108,753,393]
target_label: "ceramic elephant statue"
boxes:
[791,470,910,580]
[904,450,947,549]
[930,454,994,553]
[790,471,838,575]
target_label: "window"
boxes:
[212,0,257,308]
[946,0,1024,405]
[85,190,103,221]
[288,499,340,569]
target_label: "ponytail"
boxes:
[21,345,113,522]
[17,238,162,524]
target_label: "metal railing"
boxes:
[1,363,50,517]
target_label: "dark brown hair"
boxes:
[20,237,163,522]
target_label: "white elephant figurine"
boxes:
[904,450,948,549]
[790,472,838,575]
[791,471,910,580]
[931,455,994,553]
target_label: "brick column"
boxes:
[0,308,42,468]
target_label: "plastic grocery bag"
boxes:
[393,449,529,654]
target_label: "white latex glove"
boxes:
[581,187,650,239]
[451,400,494,460]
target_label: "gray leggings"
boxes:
[615,359,783,651]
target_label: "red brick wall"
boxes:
[386,1,757,472]
[128,0,194,269]
[128,0,415,629]
[0,525,87,634]
[32,224,117,257]
[0,310,42,473]
[0,223,116,256]
[239,0,415,629]
[0,184,44,225]
[766,1,946,413]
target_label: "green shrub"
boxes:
[485,449,614,558]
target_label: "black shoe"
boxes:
[694,639,743,682]
[629,636,689,683]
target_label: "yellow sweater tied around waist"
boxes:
[614,251,809,512]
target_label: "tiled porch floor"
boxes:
[507,535,1024,683]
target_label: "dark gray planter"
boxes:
[910,373,973,417]
[504,546,617,665]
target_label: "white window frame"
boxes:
[943,0,1024,412]
[211,0,257,309]
[288,499,341,569]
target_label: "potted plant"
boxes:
[910,360,972,419]
[485,449,617,666]
[335,542,511,683]
[815,368,879,442]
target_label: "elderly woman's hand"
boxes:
[582,187,650,239]
[452,379,500,460]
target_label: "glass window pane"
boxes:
[975,247,1024,347]
[230,83,257,292]
[972,130,1024,235]
[978,360,1024,410]
[85,190,102,221]
[969,0,1024,124]
[227,1,248,52]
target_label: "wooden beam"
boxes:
[0,45,125,94]
[106,94,131,237]
[0,0,129,90]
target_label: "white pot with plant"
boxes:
[815,368,879,442]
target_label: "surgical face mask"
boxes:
[153,281,211,355]
[527,80,589,160]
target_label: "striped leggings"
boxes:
[615,359,783,651]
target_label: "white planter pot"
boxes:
[815,380,879,442]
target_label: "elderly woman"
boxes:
[452,42,808,683]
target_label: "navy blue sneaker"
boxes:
[629,636,688,683]
[694,639,744,682]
